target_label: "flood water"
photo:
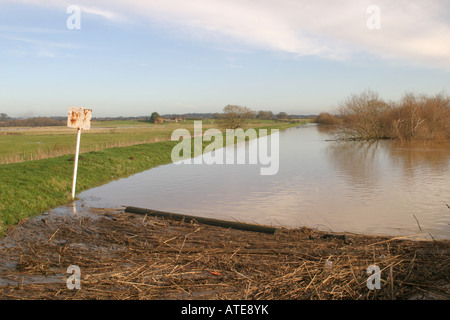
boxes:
[78,124,450,239]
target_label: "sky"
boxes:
[0,0,449,117]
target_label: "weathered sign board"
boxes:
[67,107,92,200]
[67,107,92,130]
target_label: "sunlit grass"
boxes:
[0,119,305,164]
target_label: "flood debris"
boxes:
[0,207,448,300]
[124,206,280,234]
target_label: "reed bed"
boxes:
[0,137,166,164]
[0,207,448,300]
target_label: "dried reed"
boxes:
[0,208,448,300]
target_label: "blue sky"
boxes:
[1,0,449,117]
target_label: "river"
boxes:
[76,124,450,239]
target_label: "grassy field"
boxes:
[0,119,308,235]
[1,120,196,164]
[0,119,302,164]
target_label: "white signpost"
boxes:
[67,107,92,200]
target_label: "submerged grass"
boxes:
[0,120,305,235]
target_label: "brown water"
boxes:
[78,124,450,239]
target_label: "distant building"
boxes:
[162,116,183,123]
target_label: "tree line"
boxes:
[314,90,450,142]
[214,105,294,130]
[0,114,65,127]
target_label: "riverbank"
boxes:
[0,120,302,235]
[0,205,448,300]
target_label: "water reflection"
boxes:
[322,127,450,239]
[325,140,384,187]
[388,141,450,177]
[323,125,450,179]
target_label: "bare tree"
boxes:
[276,112,288,120]
[390,92,450,142]
[314,112,341,125]
[337,90,450,142]
[257,110,274,120]
[215,105,254,130]
[337,89,390,140]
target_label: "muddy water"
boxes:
[78,124,450,239]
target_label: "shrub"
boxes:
[337,89,391,140]
[335,90,450,142]
[314,112,341,125]
[390,93,450,142]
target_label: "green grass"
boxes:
[0,121,187,163]
[0,119,304,164]
[0,141,176,233]
[91,120,153,127]
[0,120,308,234]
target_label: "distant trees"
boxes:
[314,112,341,125]
[0,113,8,121]
[276,112,292,121]
[256,110,274,120]
[214,106,298,129]
[215,105,255,130]
[0,117,65,127]
[149,112,162,124]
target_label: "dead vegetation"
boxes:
[314,112,342,126]
[0,207,448,300]
[336,90,450,142]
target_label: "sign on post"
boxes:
[67,107,92,130]
[67,107,92,200]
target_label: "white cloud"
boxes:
[0,34,79,58]
[78,5,126,22]
[7,0,450,70]
[0,35,77,49]
[36,50,57,58]
[0,26,66,34]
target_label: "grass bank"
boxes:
[0,119,303,164]
[0,120,204,164]
[0,120,306,235]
